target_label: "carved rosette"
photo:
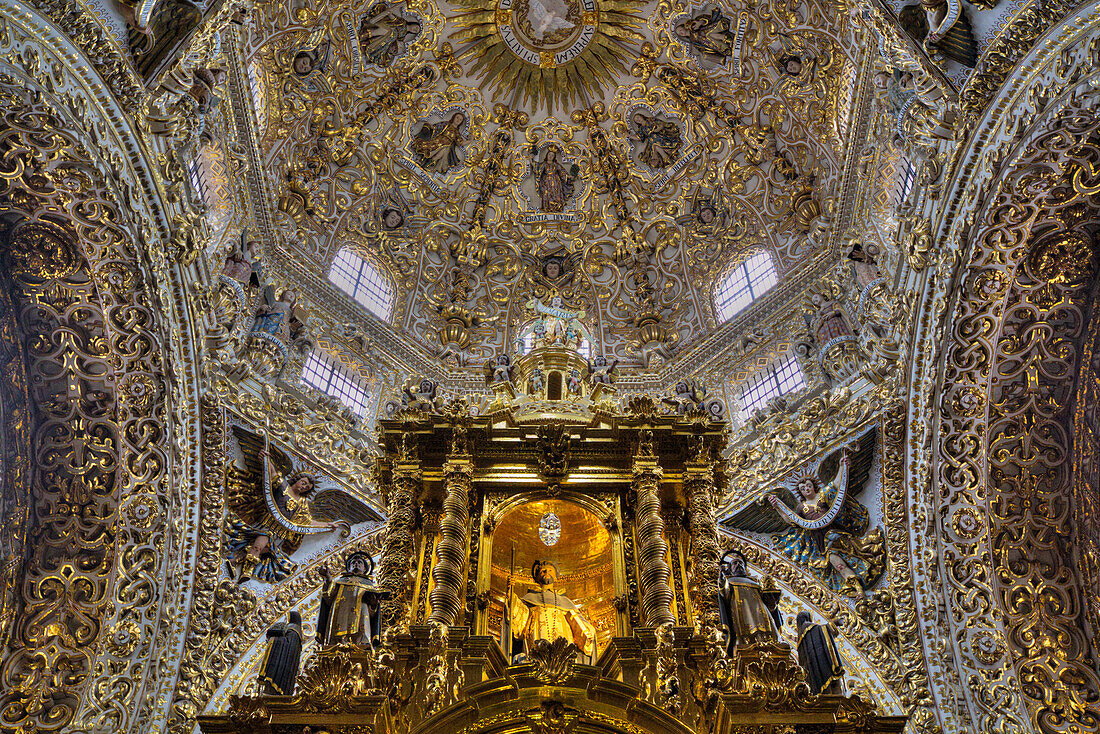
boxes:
[685,460,720,627]
[632,454,676,627]
[380,458,421,627]
[429,457,473,626]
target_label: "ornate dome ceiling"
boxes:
[243,0,856,369]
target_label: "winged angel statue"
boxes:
[225,426,378,583]
[727,429,884,594]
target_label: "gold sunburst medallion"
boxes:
[450,0,645,112]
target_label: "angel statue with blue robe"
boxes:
[763,436,885,595]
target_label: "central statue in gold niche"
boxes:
[510,560,597,661]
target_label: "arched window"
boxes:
[739,352,806,416]
[714,251,777,322]
[329,247,394,320]
[300,348,372,418]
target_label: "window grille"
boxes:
[300,349,372,418]
[740,352,806,416]
[715,251,778,322]
[328,247,395,320]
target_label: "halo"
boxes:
[345,551,375,576]
[786,467,817,493]
[286,470,317,491]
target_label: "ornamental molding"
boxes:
[905,7,1100,732]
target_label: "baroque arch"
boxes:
[0,17,205,732]
[918,5,1100,731]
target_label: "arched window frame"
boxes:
[328,247,395,321]
[713,249,778,323]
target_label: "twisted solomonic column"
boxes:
[428,456,473,626]
[685,458,720,627]
[379,456,421,628]
[633,452,676,627]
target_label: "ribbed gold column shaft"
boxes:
[633,455,676,627]
[428,457,472,626]
[379,459,421,626]
[685,460,720,627]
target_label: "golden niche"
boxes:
[489,499,617,661]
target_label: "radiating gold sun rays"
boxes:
[449,0,646,113]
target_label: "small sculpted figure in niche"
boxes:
[222,230,263,290]
[510,560,597,664]
[485,354,515,384]
[628,111,683,169]
[674,9,736,68]
[252,289,307,342]
[563,324,582,350]
[258,611,303,695]
[403,377,441,412]
[796,611,845,694]
[772,33,820,85]
[675,188,727,234]
[767,451,884,593]
[663,380,700,413]
[809,292,852,345]
[872,68,915,117]
[284,31,333,97]
[587,355,618,385]
[544,258,562,280]
[317,553,390,646]
[567,368,583,394]
[776,52,804,78]
[847,240,882,290]
[381,207,405,230]
[532,143,579,212]
[529,367,545,396]
[358,3,421,68]
[187,67,226,115]
[521,296,592,349]
[717,550,779,656]
[412,112,467,174]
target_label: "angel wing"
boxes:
[230,425,380,544]
[561,249,584,275]
[721,426,876,533]
[309,489,382,524]
[229,424,295,530]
